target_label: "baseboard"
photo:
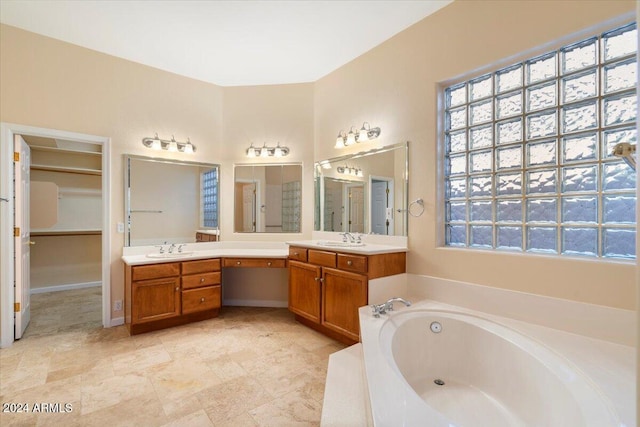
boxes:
[110,317,124,327]
[30,281,101,294]
[223,299,288,308]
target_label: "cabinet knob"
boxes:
[347,260,353,266]
[200,277,205,283]
[314,277,319,281]
[236,261,241,265]
[294,252,298,256]
[175,287,179,291]
[200,297,205,303]
[267,262,272,266]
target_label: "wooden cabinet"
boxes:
[288,260,322,323]
[223,258,286,268]
[125,258,221,335]
[321,268,367,342]
[287,246,405,344]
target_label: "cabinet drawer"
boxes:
[337,254,368,273]
[308,250,337,268]
[132,262,180,281]
[223,258,286,268]
[182,272,221,290]
[182,259,221,275]
[288,247,308,262]
[182,285,221,315]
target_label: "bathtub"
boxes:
[359,302,625,427]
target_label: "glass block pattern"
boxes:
[444,22,636,259]
[201,168,219,228]
[282,181,301,232]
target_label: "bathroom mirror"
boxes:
[314,142,408,236]
[234,164,302,233]
[124,155,220,246]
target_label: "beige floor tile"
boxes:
[0,289,348,426]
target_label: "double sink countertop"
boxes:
[122,240,408,266]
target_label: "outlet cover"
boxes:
[114,300,122,311]
[117,222,125,233]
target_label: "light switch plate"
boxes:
[117,222,124,233]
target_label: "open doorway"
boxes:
[0,124,111,348]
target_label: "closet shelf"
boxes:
[31,229,102,236]
[29,145,102,156]
[31,164,102,176]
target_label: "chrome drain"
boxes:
[434,379,445,386]
[430,321,442,333]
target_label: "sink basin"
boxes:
[146,251,194,259]
[316,241,365,248]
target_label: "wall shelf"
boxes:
[31,164,102,176]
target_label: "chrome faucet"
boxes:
[168,243,177,253]
[371,297,412,318]
[340,232,362,243]
[177,244,185,253]
[154,245,166,254]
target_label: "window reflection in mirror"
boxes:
[124,155,220,246]
[314,142,408,236]
[234,164,302,233]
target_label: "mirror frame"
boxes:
[314,141,409,236]
[124,154,221,247]
[233,162,303,234]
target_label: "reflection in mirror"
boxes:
[234,164,302,233]
[314,142,408,236]
[124,155,220,246]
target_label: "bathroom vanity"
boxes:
[287,241,406,344]
[122,244,288,335]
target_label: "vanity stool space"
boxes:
[287,245,406,345]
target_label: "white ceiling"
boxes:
[0,0,452,87]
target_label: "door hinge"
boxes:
[14,152,19,162]
[14,227,20,237]
[14,302,20,312]
[386,188,390,194]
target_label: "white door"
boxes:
[14,135,31,339]
[242,183,256,232]
[371,180,388,235]
[348,185,365,233]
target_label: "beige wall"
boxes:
[0,0,637,319]
[0,24,224,318]
[314,0,636,309]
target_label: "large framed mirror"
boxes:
[124,155,220,246]
[234,164,302,233]
[314,142,408,236]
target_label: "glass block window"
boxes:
[201,168,219,228]
[444,22,637,259]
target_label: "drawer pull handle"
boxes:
[347,260,353,266]
[200,277,205,283]
[267,262,272,266]
[200,297,205,303]
[236,261,241,265]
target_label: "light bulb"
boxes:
[260,145,269,157]
[274,144,283,157]
[335,133,345,149]
[247,145,256,158]
[359,124,370,141]
[151,138,161,150]
[168,141,178,152]
[183,142,194,153]
[346,130,356,146]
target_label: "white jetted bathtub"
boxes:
[360,304,624,427]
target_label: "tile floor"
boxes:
[0,288,346,426]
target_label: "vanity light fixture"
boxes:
[245,142,290,158]
[142,133,197,153]
[337,165,363,177]
[335,122,381,148]
[319,160,332,169]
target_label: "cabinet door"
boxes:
[132,277,180,324]
[288,260,322,323]
[321,267,367,341]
